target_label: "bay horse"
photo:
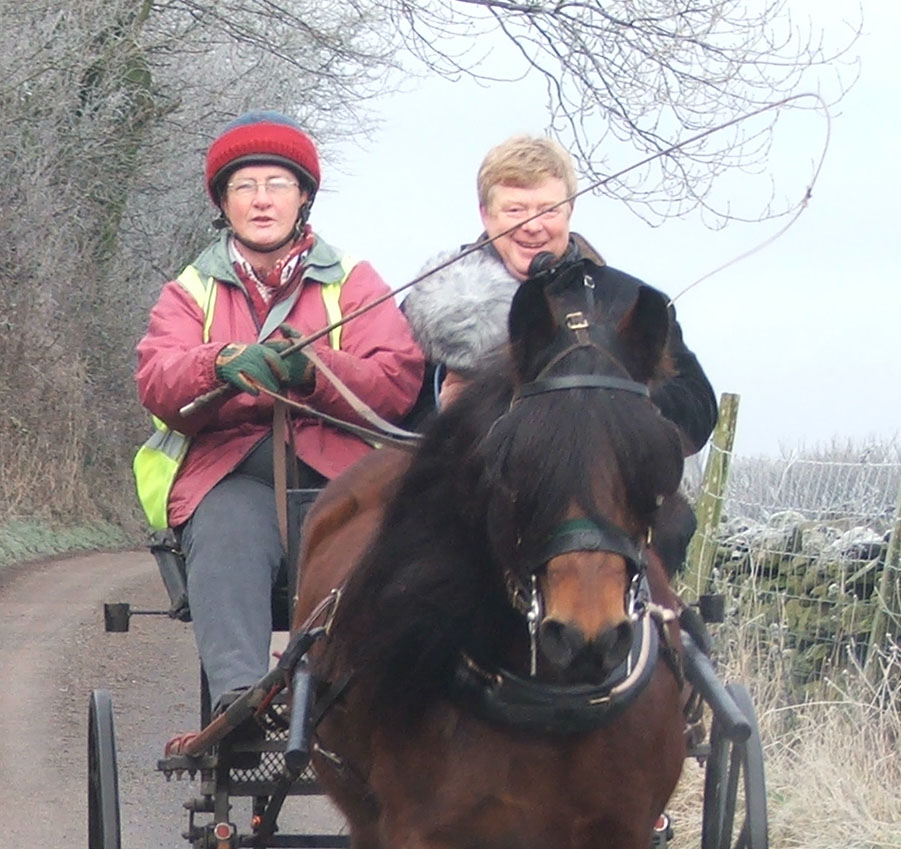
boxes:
[293,257,688,849]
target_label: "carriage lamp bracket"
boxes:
[695,593,726,624]
[103,601,176,632]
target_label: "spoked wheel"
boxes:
[701,682,768,849]
[88,689,122,849]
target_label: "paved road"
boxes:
[0,550,344,848]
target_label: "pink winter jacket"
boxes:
[135,232,424,528]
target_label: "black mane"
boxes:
[321,269,684,723]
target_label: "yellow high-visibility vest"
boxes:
[133,259,352,530]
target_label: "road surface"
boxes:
[0,549,344,847]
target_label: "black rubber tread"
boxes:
[88,689,122,849]
[701,681,768,849]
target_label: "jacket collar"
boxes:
[190,230,346,287]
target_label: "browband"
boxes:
[519,374,649,399]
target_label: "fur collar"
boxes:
[402,249,519,372]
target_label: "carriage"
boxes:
[90,255,769,849]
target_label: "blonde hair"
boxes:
[477,135,578,210]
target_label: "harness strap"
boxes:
[451,610,662,735]
[648,603,685,690]
[258,385,421,451]
[273,399,297,551]
[520,374,649,399]
[311,670,354,729]
[289,345,422,444]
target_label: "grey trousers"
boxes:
[180,474,284,707]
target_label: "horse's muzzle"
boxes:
[539,617,634,680]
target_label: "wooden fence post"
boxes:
[863,475,901,683]
[680,392,740,603]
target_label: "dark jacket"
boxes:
[402,234,717,455]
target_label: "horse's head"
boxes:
[479,256,684,683]
[508,253,672,387]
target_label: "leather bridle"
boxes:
[500,301,655,674]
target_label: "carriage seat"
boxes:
[149,488,322,632]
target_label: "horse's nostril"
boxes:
[540,619,634,675]
[602,620,634,667]
[539,618,585,668]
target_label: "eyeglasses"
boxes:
[496,204,565,221]
[226,178,299,197]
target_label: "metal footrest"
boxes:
[158,694,323,795]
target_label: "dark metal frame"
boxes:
[701,682,769,849]
[96,487,350,848]
[682,600,770,849]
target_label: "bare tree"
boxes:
[382,0,860,224]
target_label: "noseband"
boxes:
[537,516,644,578]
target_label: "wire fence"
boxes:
[683,438,901,691]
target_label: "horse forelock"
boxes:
[479,373,681,572]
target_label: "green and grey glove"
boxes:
[263,324,316,389]
[214,343,286,395]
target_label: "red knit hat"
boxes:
[205,110,321,205]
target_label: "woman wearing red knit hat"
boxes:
[134,110,424,715]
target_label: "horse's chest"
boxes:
[376,710,646,847]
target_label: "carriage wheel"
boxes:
[701,682,768,849]
[88,689,122,849]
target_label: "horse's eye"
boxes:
[641,494,666,523]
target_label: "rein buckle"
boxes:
[564,311,589,330]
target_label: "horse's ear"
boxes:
[615,285,671,384]
[508,278,557,380]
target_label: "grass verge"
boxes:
[0,519,136,572]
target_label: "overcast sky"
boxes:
[314,2,899,459]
